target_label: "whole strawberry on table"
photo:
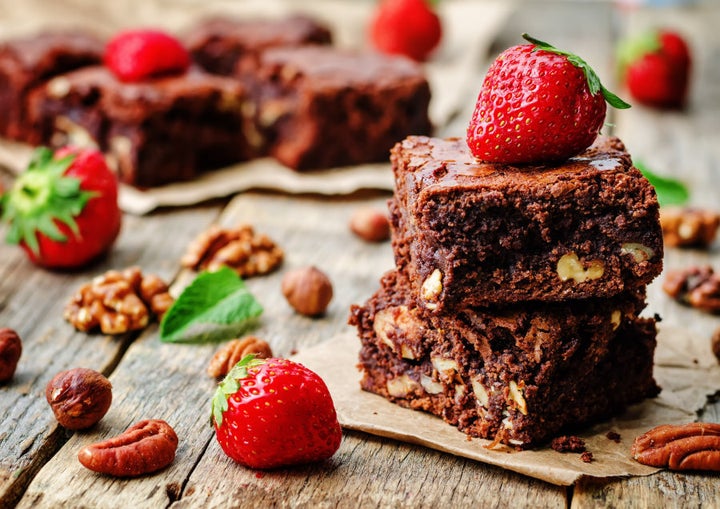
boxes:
[467,33,630,164]
[211,355,342,469]
[0,146,121,269]
[617,28,691,109]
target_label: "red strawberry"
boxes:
[211,356,342,469]
[1,146,121,269]
[370,0,442,62]
[104,29,190,82]
[618,29,691,109]
[467,34,630,165]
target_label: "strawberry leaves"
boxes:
[211,354,264,428]
[159,267,263,343]
[522,33,631,110]
[1,147,94,255]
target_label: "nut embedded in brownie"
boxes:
[389,135,663,311]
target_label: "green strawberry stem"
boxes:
[211,354,265,428]
[522,33,631,110]
[1,147,93,255]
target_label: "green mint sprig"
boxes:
[160,266,263,343]
[634,160,690,207]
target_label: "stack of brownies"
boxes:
[350,134,664,447]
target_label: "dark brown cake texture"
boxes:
[390,135,663,312]
[0,31,103,144]
[26,66,254,187]
[239,46,433,171]
[185,14,332,76]
[350,270,660,448]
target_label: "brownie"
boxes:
[241,46,433,170]
[349,270,660,447]
[185,14,332,76]
[26,66,254,187]
[390,135,663,311]
[0,31,103,143]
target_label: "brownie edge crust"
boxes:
[390,135,664,311]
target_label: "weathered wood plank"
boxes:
[0,204,221,508]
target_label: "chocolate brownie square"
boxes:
[0,31,103,143]
[26,66,254,187]
[349,270,659,447]
[390,135,663,311]
[241,46,433,170]
[185,14,332,76]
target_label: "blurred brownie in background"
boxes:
[0,31,103,143]
[185,14,332,76]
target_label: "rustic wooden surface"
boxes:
[1,1,719,508]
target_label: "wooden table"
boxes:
[1,1,719,507]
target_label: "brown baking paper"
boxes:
[0,0,514,214]
[292,324,720,486]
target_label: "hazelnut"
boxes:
[349,207,390,242]
[281,266,333,317]
[0,328,22,383]
[712,327,720,364]
[45,368,112,429]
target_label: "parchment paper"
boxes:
[0,0,515,214]
[292,324,720,486]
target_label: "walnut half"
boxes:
[181,224,283,278]
[64,266,173,335]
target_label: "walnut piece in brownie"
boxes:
[0,31,103,143]
[390,135,663,311]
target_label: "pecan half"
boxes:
[78,419,178,477]
[181,224,283,278]
[207,336,273,378]
[631,422,720,471]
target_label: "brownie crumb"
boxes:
[606,431,621,443]
[580,451,594,463]
[550,435,586,453]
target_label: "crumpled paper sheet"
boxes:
[0,0,515,215]
[292,324,720,486]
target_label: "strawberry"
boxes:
[467,33,630,165]
[211,355,342,469]
[104,29,190,82]
[369,0,442,62]
[618,28,691,109]
[1,147,121,269]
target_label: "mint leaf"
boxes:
[160,267,263,343]
[635,160,690,207]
